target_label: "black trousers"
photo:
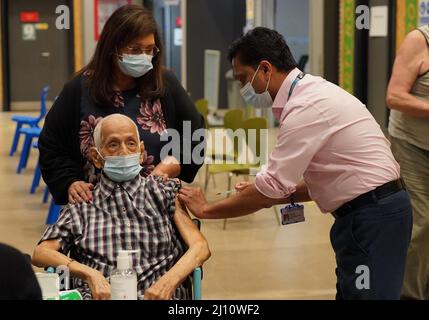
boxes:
[330,190,413,300]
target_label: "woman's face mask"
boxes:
[240,64,273,109]
[97,150,142,183]
[117,53,153,78]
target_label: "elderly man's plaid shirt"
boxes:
[40,174,192,300]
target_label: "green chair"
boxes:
[206,117,281,229]
[204,109,245,191]
[223,109,245,131]
[246,106,255,119]
[195,99,209,129]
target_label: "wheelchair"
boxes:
[35,219,204,300]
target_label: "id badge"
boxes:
[281,204,305,226]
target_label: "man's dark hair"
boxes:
[228,27,297,72]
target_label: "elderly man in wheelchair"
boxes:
[32,114,210,300]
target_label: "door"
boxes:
[152,0,182,80]
[7,0,72,111]
[366,0,395,131]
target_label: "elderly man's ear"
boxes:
[90,147,104,169]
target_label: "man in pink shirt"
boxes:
[179,27,412,300]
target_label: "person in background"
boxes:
[0,243,42,300]
[33,114,210,300]
[39,5,204,206]
[386,25,429,300]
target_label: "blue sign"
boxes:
[420,0,429,25]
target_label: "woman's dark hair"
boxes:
[81,5,164,106]
[228,27,297,72]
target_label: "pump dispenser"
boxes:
[110,250,138,300]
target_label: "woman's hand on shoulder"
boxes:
[68,181,94,204]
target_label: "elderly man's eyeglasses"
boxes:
[124,45,160,56]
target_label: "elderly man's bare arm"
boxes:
[144,197,211,300]
[387,30,429,117]
[32,240,111,300]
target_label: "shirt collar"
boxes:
[96,173,142,200]
[121,174,142,199]
[273,67,302,109]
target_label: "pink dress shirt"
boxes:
[255,68,401,213]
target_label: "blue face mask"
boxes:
[240,64,273,109]
[98,151,142,183]
[118,53,153,78]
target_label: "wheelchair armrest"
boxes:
[193,267,203,301]
[191,220,204,300]
[191,219,203,280]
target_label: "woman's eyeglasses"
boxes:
[124,45,160,56]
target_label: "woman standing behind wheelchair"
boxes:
[39,5,205,205]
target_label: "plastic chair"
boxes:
[30,141,41,194]
[16,127,42,174]
[204,109,245,191]
[195,99,209,129]
[246,105,255,119]
[195,99,209,116]
[43,187,50,204]
[46,200,61,225]
[223,109,245,131]
[208,117,281,229]
[9,86,49,156]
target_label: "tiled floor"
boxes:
[0,111,337,300]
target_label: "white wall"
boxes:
[83,0,96,65]
[275,0,309,68]
[82,0,143,66]
[309,0,324,76]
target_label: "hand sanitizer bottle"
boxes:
[110,250,138,300]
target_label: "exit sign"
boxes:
[20,11,40,23]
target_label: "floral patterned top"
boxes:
[79,75,168,184]
[39,71,205,205]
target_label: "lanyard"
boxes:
[287,72,306,102]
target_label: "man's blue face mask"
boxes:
[97,150,142,183]
[240,64,273,109]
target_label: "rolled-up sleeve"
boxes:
[149,176,182,217]
[255,104,333,199]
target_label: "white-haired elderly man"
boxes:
[32,114,211,300]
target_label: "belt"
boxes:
[332,179,406,219]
